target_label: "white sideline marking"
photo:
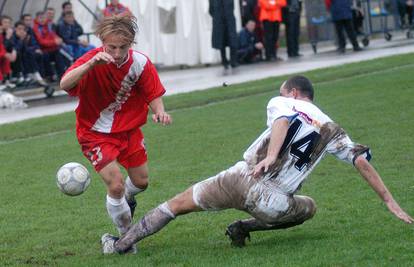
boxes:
[1,62,413,146]
[0,130,71,146]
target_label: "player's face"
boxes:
[103,34,131,65]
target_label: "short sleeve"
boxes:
[326,134,372,165]
[137,59,166,103]
[266,97,298,127]
[62,48,98,96]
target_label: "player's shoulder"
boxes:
[267,96,290,108]
[131,50,151,66]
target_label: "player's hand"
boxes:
[152,112,172,125]
[386,200,414,224]
[89,52,115,66]
[252,157,275,179]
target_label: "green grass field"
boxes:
[1,53,414,266]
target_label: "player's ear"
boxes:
[292,88,298,99]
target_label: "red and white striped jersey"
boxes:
[243,96,371,194]
[64,47,166,133]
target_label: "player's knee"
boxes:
[130,175,149,190]
[107,177,125,197]
[135,178,148,190]
[168,189,197,215]
[304,197,317,220]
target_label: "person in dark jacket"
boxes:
[282,0,302,58]
[209,0,239,73]
[238,19,263,63]
[325,0,362,53]
[397,0,413,28]
[13,21,46,85]
[56,11,94,59]
[240,0,258,26]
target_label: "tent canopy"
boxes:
[0,0,242,66]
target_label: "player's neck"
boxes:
[295,96,312,103]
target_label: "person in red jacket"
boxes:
[33,10,68,80]
[258,0,287,61]
[0,34,8,87]
[103,0,132,17]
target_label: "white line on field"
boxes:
[0,130,71,146]
[1,62,413,146]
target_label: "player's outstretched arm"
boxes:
[354,155,413,224]
[60,52,114,91]
[149,97,172,125]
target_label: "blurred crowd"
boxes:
[1,0,412,88]
[0,0,135,92]
[0,1,98,91]
[211,0,414,74]
[210,0,302,74]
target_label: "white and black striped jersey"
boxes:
[243,96,371,194]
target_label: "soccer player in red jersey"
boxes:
[60,15,172,245]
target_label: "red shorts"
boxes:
[76,127,147,172]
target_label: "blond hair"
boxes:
[95,15,138,44]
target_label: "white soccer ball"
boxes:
[56,162,91,196]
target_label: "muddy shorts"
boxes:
[192,161,316,224]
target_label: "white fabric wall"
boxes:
[72,0,241,66]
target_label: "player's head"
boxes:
[280,75,314,101]
[96,15,138,65]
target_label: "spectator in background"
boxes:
[57,11,95,59]
[209,0,239,74]
[240,0,258,26]
[397,0,413,28]
[59,1,73,24]
[21,14,35,37]
[282,0,302,58]
[325,0,362,53]
[238,19,263,64]
[258,0,287,61]
[0,16,16,88]
[46,7,57,32]
[0,24,12,90]
[103,0,132,17]
[13,21,47,86]
[33,11,67,81]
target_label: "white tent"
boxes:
[73,0,241,66]
[1,0,241,66]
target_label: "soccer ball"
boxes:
[56,162,91,196]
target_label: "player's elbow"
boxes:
[60,77,74,92]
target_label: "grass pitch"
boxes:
[1,53,414,266]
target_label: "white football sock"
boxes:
[106,195,132,235]
[125,176,145,201]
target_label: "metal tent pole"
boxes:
[77,0,99,21]
[20,0,28,18]
[0,0,8,15]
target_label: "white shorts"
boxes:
[192,161,316,224]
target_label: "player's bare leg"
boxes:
[99,161,132,236]
[102,186,200,253]
[125,164,149,218]
[226,195,317,247]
